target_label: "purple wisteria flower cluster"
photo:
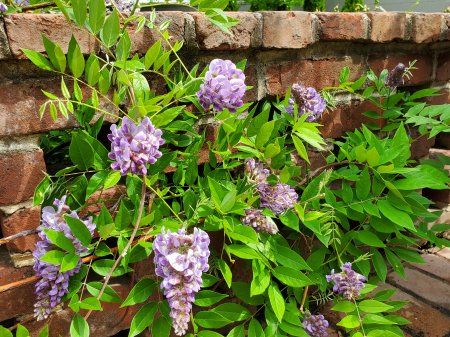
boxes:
[153,228,210,336]
[326,262,366,301]
[33,196,95,320]
[197,59,246,113]
[108,116,164,176]
[303,313,329,337]
[286,83,326,122]
[386,63,407,89]
[0,2,7,11]
[245,159,298,215]
[242,208,279,234]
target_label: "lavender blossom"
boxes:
[258,182,298,215]
[153,228,210,336]
[386,63,407,89]
[108,116,165,176]
[0,2,8,11]
[105,0,138,14]
[245,158,269,184]
[286,83,326,121]
[14,0,29,6]
[242,209,279,234]
[33,196,95,320]
[303,313,329,337]
[326,262,366,301]
[197,59,246,113]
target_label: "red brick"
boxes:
[317,13,368,41]
[1,206,40,253]
[244,65,257,102]
[4,14,96,59]
[436,53,450,83]
[367,12,407,42]
[368,54,433,86]
[410,253,450,283]
[446,14,450,40]
[81,185,126,217]
[261,12,314,49]
[320,99,382,139]
[411,13,442,44]
[191,12,259,50]
[129,12,186,55]
[437,247,450,260]
[387,267,450,310]
[409,128,436,160]
[377,283,450,337]
[424,88,450,106]
[0,150,46,206]
[265,57,366,96]
[0,247,34,286]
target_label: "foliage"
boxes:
[2,1,450,337]
[303,0,325,11]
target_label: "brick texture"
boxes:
[0,17,11,60]
[191,12,259,50]
[0,149,46,206]
[367,12,407,42]
[261,11,314,49]
[0,206,40,253]
[411,13,442,43]
[436,53,450,83]
[317,13,368,41]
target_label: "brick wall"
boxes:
[0,11,449,336]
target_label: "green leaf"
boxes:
[371,249,387,282]
[40,250,65,265]
[194,311,232,329]
[274,245,311,271]
[70,133,95,170]
[116,31,132,61]
[86,282,122,303]
[250,259,270,296]
[356,231,386,248]
[198,331,223,337]
[211,303,250,322]
[21,48,54,71]
[16,324,30,337]
[256,120,275,149]
[227,244,261,260]
[363,314,396,325]
[78,297,102,311]
[356,167,371,200]
[228,224,258,244]
[226,325,245,337]
[268,283,285,322]
[43,229,76,253]
[385,249,405,277]
[359,300,394,313]
[85,54,101,85]
[72,0,87,26]
[64,215,92,246]
[104,171,121,189]
[88,0,106,34]
[92,259,129,277]
[68,36,85,78]
[218,259,232,288]
[0,326,13,337]
[337,315,360,329]
[272,266,312,287]
[115,200,132,231]
[100,10,120,47]
[151,317,171,337]
[38,326,49,337]
[332,300,356,313]
[279,210,300,232]
[392,247,425,264]
[42,36,66,72]
[378,200,415,232]
[194,290,228,307]
[60,253,81,272]
[70,314,89,337]
[367,330,401,337]
[144,40,162,69]
[248,318,265,337]
[121,278,157,307]
[128,302,158,337]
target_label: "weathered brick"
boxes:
[387,267,450,311]
[0,206,40,253]
[4,14,96,59]
[409,128,436,160]
[410,253,450,283]
[411,13,442,43]
[0,247,34,286]
[190,12,259,50]
[367,12,407,42]
[320,99,383,139]
[436,53,450,83]
[446,14,450,40]
[317,13,368,41]
[261,12,314,49]
[265,57,366,96]
[244,65,258,102]
[424,87,450,106]
[0,149,46,206]
[0,17,11,60]
[437,247,450,260]
[368,54,433,85]
[377,283,450,337]
[129,12,186,55]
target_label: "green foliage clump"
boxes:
[303,0,326,11]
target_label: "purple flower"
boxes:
[303,313,329,337]
[33,196,95,320]
[326,262,366,301]
[386,63,406,89]
[286,83,326,121]
[153,228,210,336]
[14,0,30,6]
[197,59,246,113]
[242,209,279,234]
[258,182,298,215]
[245,158,269,184]
[0,2,8,11]
[108,116,165,176]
